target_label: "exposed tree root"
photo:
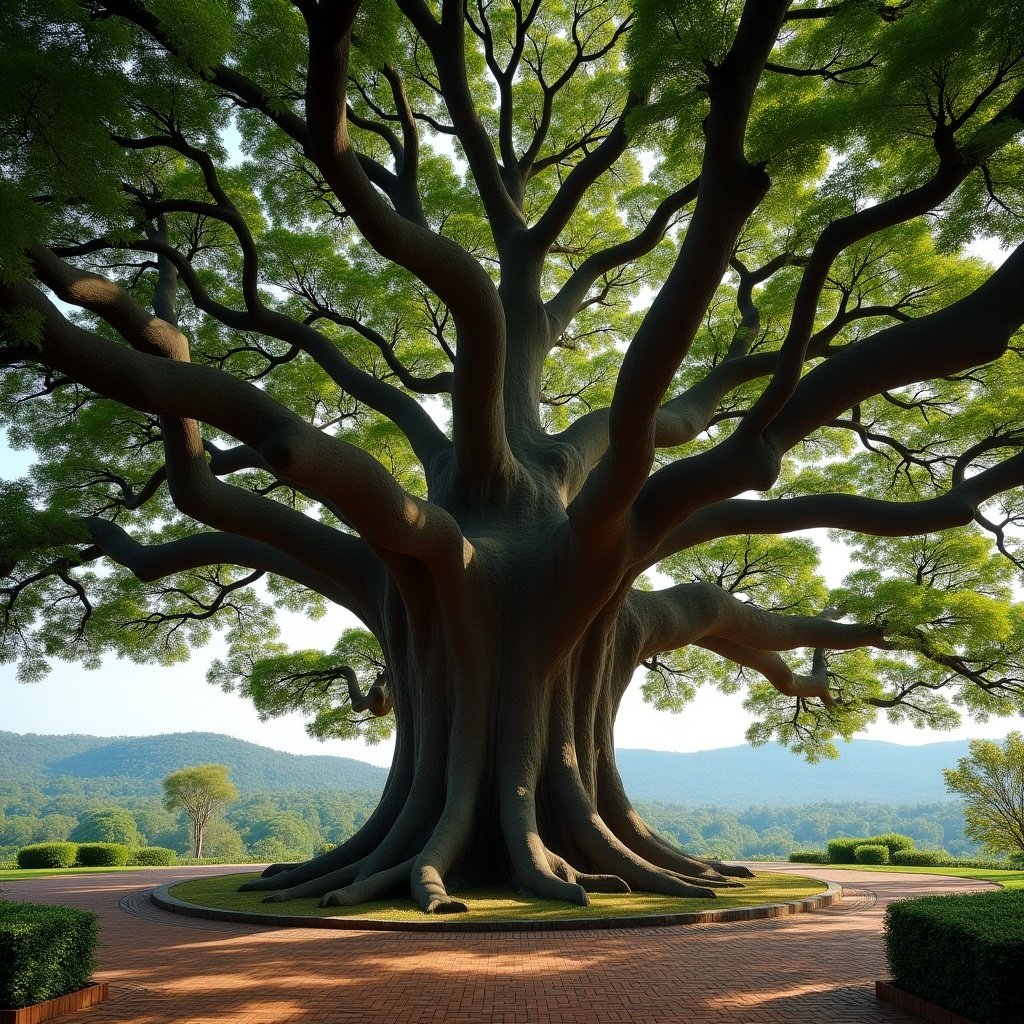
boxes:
[321,858,417,907]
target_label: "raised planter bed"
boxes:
[0,982,108,1024]
[876,980,980,1024]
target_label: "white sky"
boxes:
[2,238,1021,763]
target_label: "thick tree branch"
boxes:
[739,83,1024,439]
[301,3,514,492]
[396,0,524,241]
[97,0,311,151]
[84,518,377,620]
[545,178,700,336]
[637,582,883,662]
[529,91,645,256]
[0,276,468,576]
[656,449,1024,560]
[56,232,450,469]
[633,241,1024,556]
[566,1,788,545]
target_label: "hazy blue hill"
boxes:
[0,730,389,795]
[615,739,971,807]
[0,732,109,780]
[0,730,974,805]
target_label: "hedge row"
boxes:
[885,889,1024,1024]
[826,833,914,864]
[0,901,99,1009]
[15,843,178,869]
[790,847,1024,871]
[853,844,889,865]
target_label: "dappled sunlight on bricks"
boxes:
[1,863,994,1023]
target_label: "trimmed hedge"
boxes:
[0,901,99,1009]
[869,833,915,857]
[76,843,130,867]
[855,844,889,865]
[827,833,914,864]
[16,843,78,870]
[129,847,178,866]
[885,889,1024,1024]
[788,850,829,864]
[891,849,950,867]
[826,837,868,864]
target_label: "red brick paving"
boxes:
[3,863,994,1024]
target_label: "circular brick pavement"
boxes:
[3,862,995,1023]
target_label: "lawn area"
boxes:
[0,866,171,881]
[804,863,1024,889]
[168,870,826,923]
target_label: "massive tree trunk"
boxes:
[240,520,752,911]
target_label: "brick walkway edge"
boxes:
[4,863,996,1024]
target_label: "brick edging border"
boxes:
[149,878,843,932]
[0,982,109,1024]
[875,981,980,1024]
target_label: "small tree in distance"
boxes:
[943,733,1024,860]
[162,764,239,859]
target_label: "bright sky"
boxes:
[3,238,1022,764]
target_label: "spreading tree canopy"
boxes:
[2,0,1024,912]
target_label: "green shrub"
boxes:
[869,833,915,856]
[129,847,177,866]
[69,809,142,847]
[827,833,914,864]
[934,856,1022,870]
[826,837,866,864]
[0,901,99,1009]
[854,844,890,865]
[891,849,951,867]
[76,843,130,867]
[16,843,78,869]
[885,889,1024,1024]
[788,850,829,863]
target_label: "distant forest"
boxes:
[0,776,977,864]
[0,730,980,863]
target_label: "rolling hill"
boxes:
[615,740,971,806]
[0,730,976,806]
[0,731,389,795]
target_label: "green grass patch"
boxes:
[0,867,179,882]
[169,871,826,923]
[808,863,1024,889]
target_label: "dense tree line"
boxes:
[637,800,978,859]
[0,780,380,863]
[0,774,978,863]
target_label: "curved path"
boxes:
[5,862,993,1023]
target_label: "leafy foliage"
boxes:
[162,763,238,858]
[885,889,1024,1024]
[0,900,98,1009]
[943,732,1024,857]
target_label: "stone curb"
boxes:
[150,878,843,933]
